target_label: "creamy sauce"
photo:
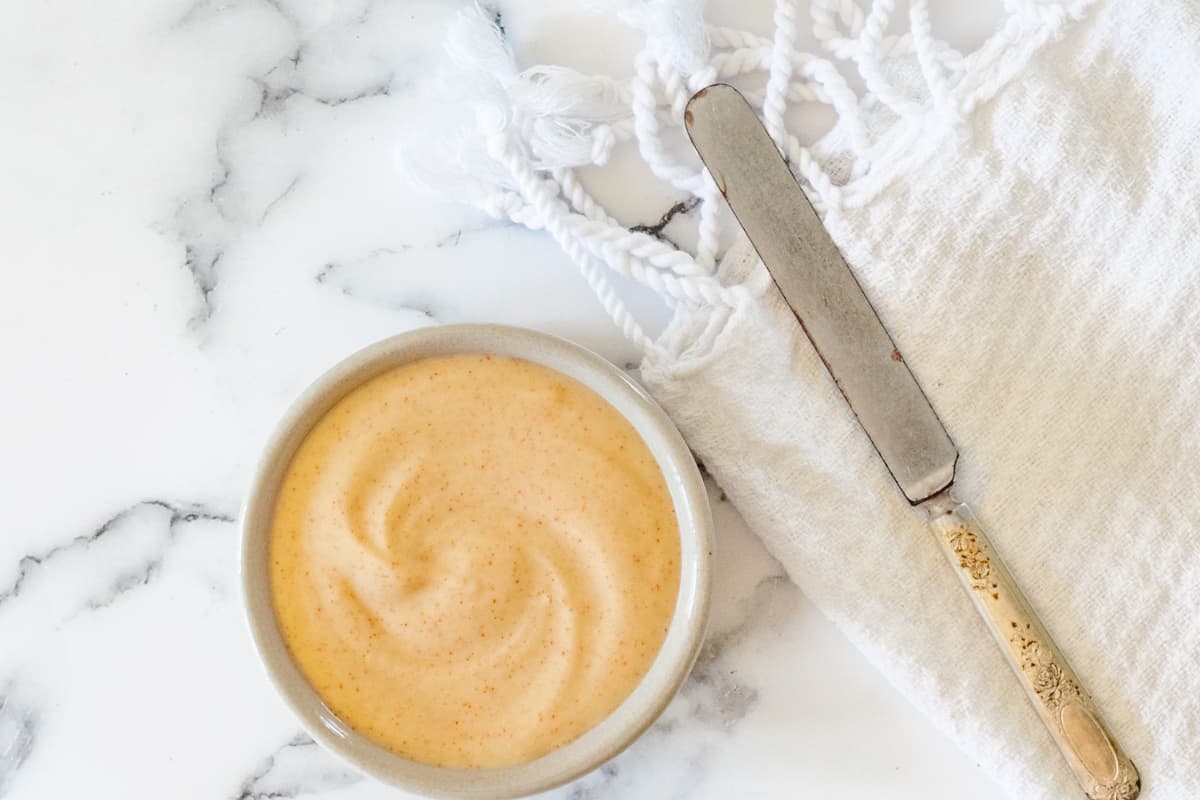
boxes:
[269,354,680,768]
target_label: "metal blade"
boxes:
[684,83,957,504]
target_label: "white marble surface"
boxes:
[0,1,1007,798]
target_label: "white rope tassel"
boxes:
[487,128,739,308]
[909,0,954,115]
[811,0,866,55]
[631,52,706,195]
[762,0,798,148]
[482,136,654,351]
[854,0,923,119]
[402,1,1081,356]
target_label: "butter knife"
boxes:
[684,83,1139,800]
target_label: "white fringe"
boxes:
[397,0,1092,358]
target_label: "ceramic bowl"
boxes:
[241,324,713,799]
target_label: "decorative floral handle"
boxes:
[922,491,1140,800]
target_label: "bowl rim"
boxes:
[240,324,713,799]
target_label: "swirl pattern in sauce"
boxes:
[269,354,680,767]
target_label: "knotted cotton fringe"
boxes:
[398,0,1091,357]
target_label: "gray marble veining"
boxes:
[0,0,1003,797]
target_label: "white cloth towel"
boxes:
[642,5,1200,796]
[415,1,1200,796]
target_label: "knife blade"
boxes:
[684,85,955,505]
[684,83,1139,800]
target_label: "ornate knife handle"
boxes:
[922,491,1140,800]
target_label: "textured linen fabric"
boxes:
[641,2,1200,798]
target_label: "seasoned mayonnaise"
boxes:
[269,354,680,768]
